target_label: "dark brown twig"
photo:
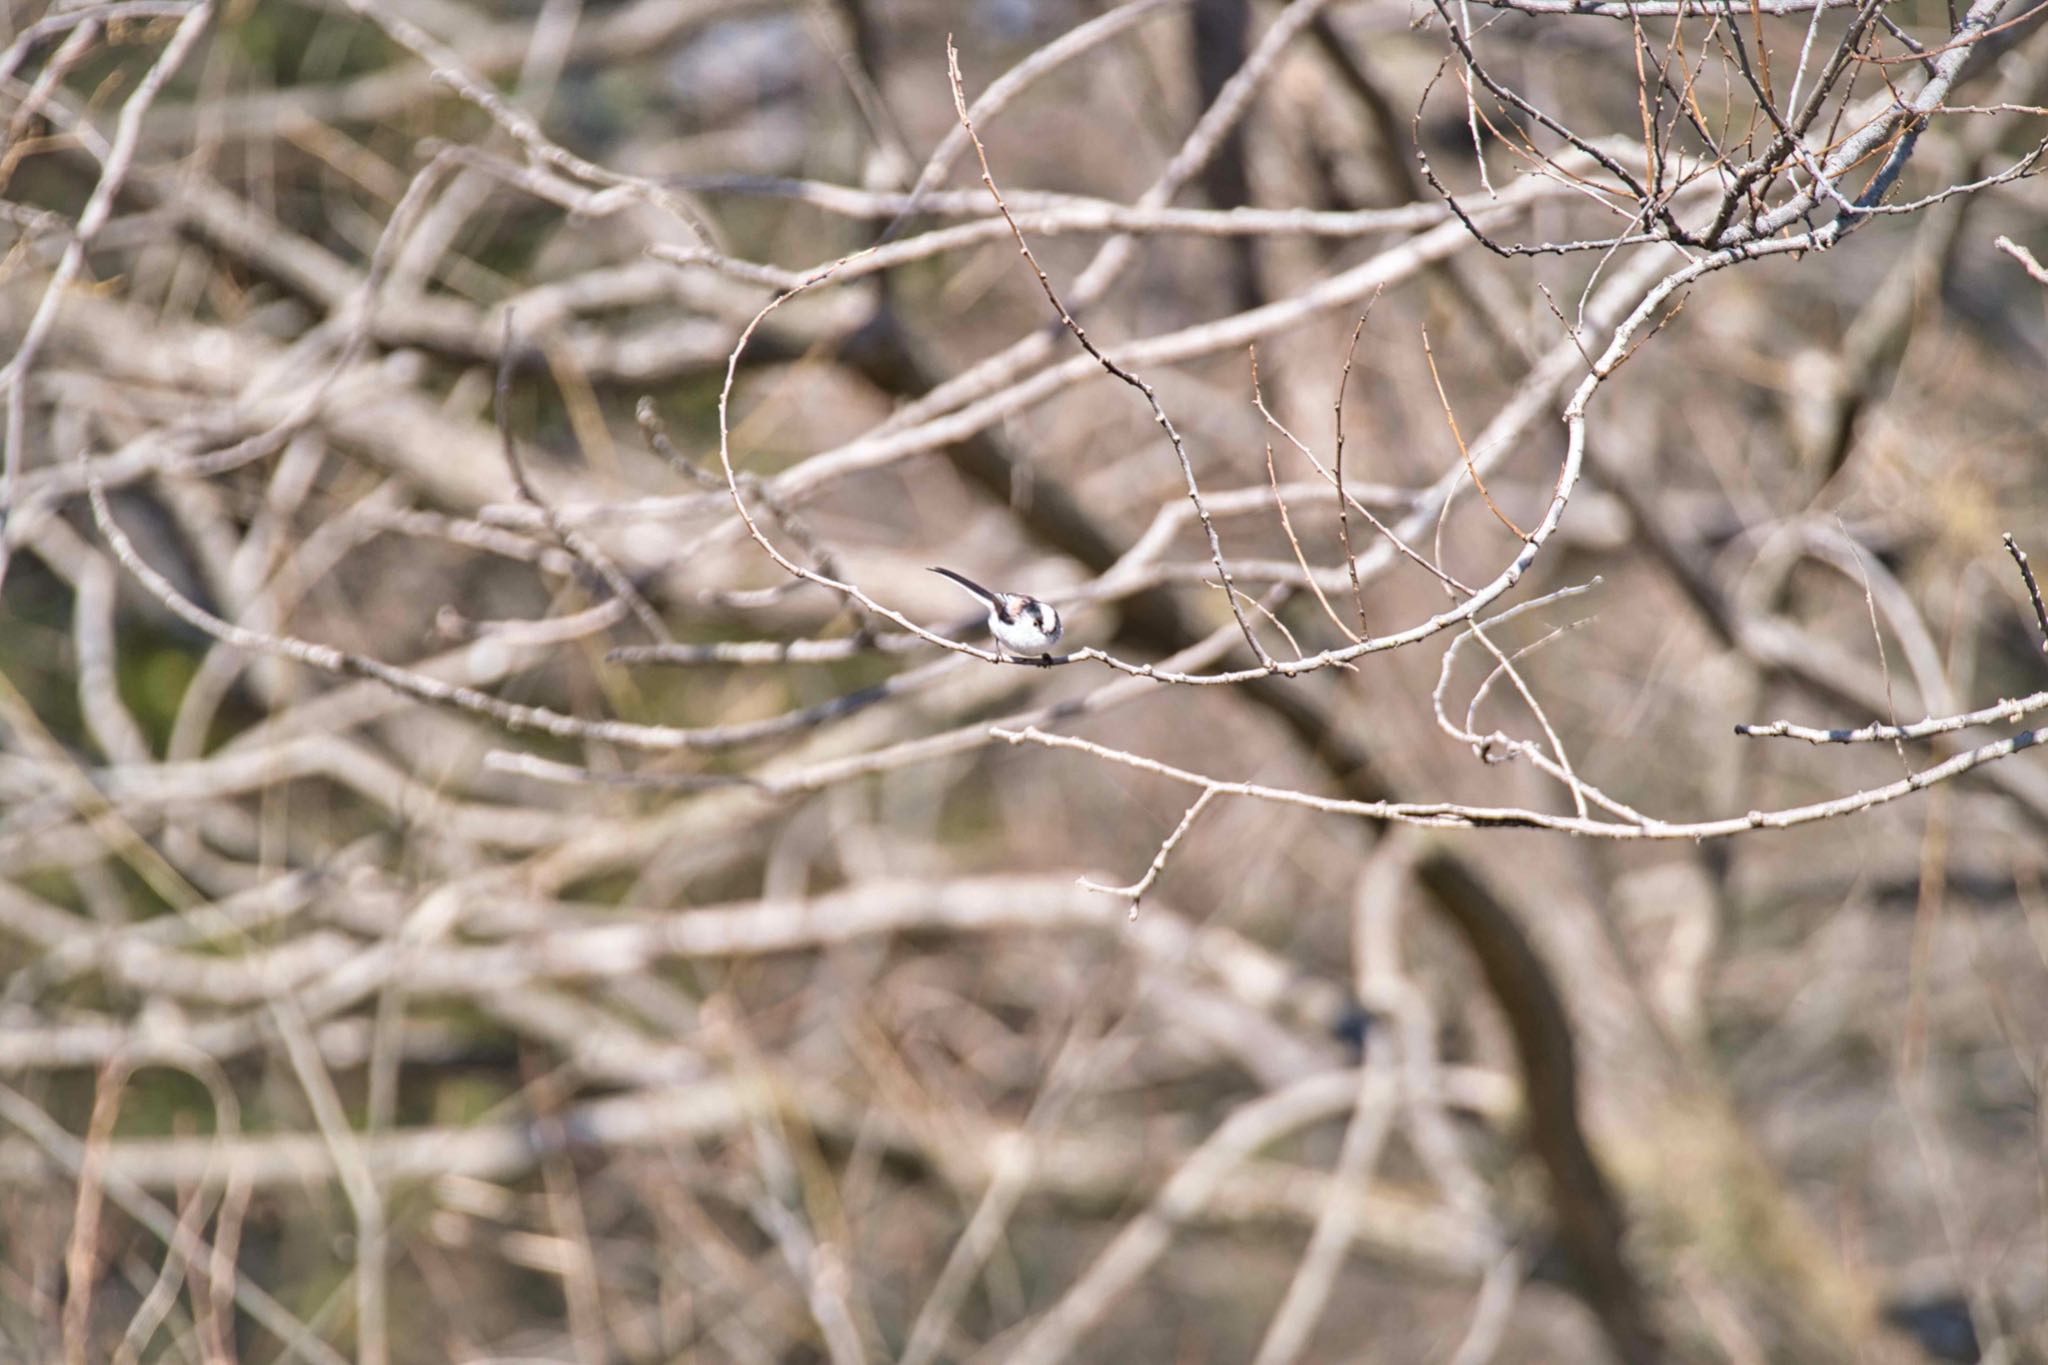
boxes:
[2006,532,2048,656]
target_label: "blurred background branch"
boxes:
[2,1,2046,1361]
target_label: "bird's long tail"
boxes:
[928,566,997,604]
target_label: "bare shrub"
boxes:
[3,1,2046,1361]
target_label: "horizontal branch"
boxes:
[994,723,2046,840]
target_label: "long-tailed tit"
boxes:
[929,567,1063,663]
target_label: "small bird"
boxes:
[929,566,1063,664]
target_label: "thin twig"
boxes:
[2005,532,2048,655]
[1333,309,1377,637]
[1994,235,2048,284]
[1420,327,1527,541]
[1251,348,1358,646]
[1079,789,1220,915]
[995,721,2045,840]
[945,38,1272,668]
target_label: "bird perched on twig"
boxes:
[929,567,1063,664]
